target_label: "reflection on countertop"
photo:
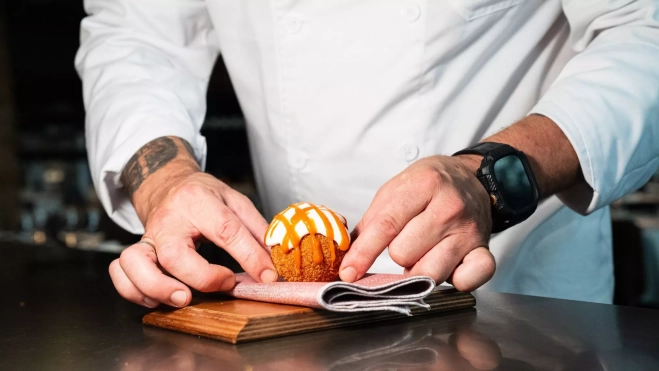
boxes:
[1,243,658,371]
[131,311,490,371]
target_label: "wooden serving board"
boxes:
[143,287,475,344]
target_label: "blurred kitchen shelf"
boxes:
[613,193,659,206]
[202,116,245,131]
[0,230,127,254]
[633,217,659,230]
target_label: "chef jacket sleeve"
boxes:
[75,0,219,233]
[530,0,659,214]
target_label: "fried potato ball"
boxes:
[271,234,348,282]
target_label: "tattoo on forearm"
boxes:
[121,137,197,199]
[181,139,196,160]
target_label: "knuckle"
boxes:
[415,266,443,283]
[444,243,465,263]
[230,193,255,213]
[417,168,442,191]
[398,172,413,185]
[348,246,375,270]
[119,290,141,304]
[216,218,242,246]
[387,245,415,268]
[239,245,259,266]
[194,283,214,293]
[444,197,467,220]
[138,278,160,296]
[236,193,253,206]
[156,244,183,271]
[119,247,139,267]
[371,187,391,204]
[352,221,365,239]
[171,182,204,204]
[188,266,225,293]
[477,253,497,276]
[108,259,122,279]
[194,274,220,293]
[375,213,403,239]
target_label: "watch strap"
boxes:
[452,142,517,159]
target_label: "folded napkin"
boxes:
[228,273,436,315]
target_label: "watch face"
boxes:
[493,154,534,210]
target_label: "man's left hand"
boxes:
[339,155,496,291]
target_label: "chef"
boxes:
[76,0,659,309]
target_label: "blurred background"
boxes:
[1,1,658,308]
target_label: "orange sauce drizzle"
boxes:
[266,203,349,272]
[325,206,350,252]
[270,214,302,273]
[290,204,323,264]
[308,204,335,265]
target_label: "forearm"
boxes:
[486,114,583,198]
[457,114,583,199]
[122,136,200,224]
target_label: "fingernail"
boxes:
[144,297,158,308]
[170,290,187,307]
[340,266,357,282]
[260,269,278,283]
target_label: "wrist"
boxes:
[132,161,199,223]
[121,136,201,224]
[452,154,483,176]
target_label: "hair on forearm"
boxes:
[121,136,198,199]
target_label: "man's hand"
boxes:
[109,136,277,308]
[339,155,496,291]
[339,115,582,291]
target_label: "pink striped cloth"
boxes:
[227,273,436,315]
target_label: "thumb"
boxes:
[448,247,496,291]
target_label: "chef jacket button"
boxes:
[402,3,421,23]
[286,16,304,34]
[399,143,419,161]
[291,155,307,170]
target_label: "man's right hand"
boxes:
[108,136,278,308]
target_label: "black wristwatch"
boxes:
[453,142,540,233]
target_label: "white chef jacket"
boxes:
[75,0,659,304]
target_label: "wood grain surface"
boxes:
[143,287,476,344]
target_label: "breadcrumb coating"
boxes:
[271,234,348,282]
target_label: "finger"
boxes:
[387,208,453,268]
[151,348,198,371]
[433,341,476,371]
[349,174,419,242]
[170,199,277,284]
[109,258,158,308]
[146,216,239,292]
[222,190,269,246]
[341,179,433,282]
[403,234,471,284]
[450,328,502,370]
[353,179,397,233]
[119,241,195,307]
[448,247,496,291]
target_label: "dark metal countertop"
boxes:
[2,243,658,371]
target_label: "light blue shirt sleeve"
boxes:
[530,0,659,214]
